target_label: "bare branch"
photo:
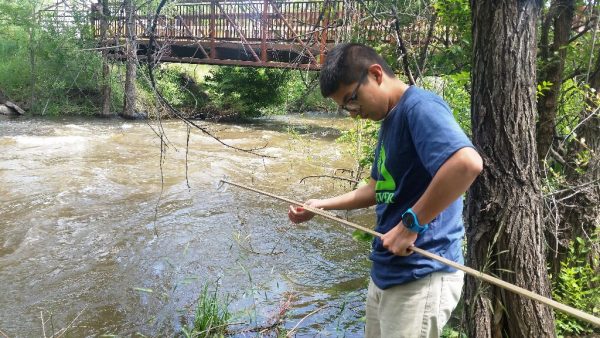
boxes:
[286,305,330,337]
[568,17,597,44]
[391,6,416,85]
[299,175,359,184]
[144,0,275,158]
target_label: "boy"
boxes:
[288,43,483,337]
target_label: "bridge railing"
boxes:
[91,0,393,44]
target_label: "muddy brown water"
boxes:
[0,115,376,337]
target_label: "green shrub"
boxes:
[283,71,337,113]
[204,66,291,118]
[552,236,600,336]
[337,119,380,243]
[337,119,380,178]
[0,3,111,115]
[138,64,209,115]
[419,72,471,135]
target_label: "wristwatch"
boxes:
[401,208,429,234]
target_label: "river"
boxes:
[0,115,375,337]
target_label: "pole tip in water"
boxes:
[216,176,229,192]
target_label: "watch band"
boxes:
[402,208,429,234]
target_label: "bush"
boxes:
[419,72,471,135]
[204,66,292,118]
[0,3,118,115]
[138,64,209,116]
[283,70,338,114]
[552,236,600,336]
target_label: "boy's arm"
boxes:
[288,178,377,223]
[381,147,483,255]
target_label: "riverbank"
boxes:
[0,61,337,121]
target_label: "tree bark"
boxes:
[538,2,599,281]
[418,11,438,74]
[29,10,36,112]
[100,0,112,117]
[466,1,556,337]
[535,0,575,277]
[122,0,137,119]
[391,8,416,86]
[536,0,575,164]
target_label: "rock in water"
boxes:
[0,101,25,115]
[0,89,25,115]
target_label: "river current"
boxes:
[0,115,375,337]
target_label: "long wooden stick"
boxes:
[219,179,600,327]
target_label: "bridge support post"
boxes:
[261,0,268,62]
[319,0,330,64]
[210,0,216,59]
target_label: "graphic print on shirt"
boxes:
[375,144,396,204]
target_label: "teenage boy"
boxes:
[288,43,483,337]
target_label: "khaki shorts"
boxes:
[365,270,464,338]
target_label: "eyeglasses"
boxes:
[340,70,368,112]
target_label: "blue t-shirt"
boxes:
[369,86,474,289]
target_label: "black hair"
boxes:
[319,43,395,98]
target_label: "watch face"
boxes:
[402,213,414,227]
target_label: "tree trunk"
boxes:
[29,10,36,112]
[122,0,137,119]
[535,0,575,277]
[536,0,575,164]
[100,0,112,117]
[466,1,556,337]
[418,11,438,74]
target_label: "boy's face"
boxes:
[329,66,389,121]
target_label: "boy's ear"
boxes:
[368,64,384,85]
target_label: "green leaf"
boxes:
[352,229,374,243]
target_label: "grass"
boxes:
[181,283,231,338]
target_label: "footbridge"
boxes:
[89,0,392,70]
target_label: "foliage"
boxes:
[441,326,467,338]
[372,43,403,74]
[433,0,470,34]
[283,70,338,113]
[0,1,216,117]
[0,0,119,115]
[551,236,600,336]
[555,80,595,139]
[537,80,553,99]
[181,283,231,338]
[428,0,472,74]
[419,72,471,134]
[204,66,292,118]
[138,64,209,114]
[338,119,380,244]
[337,118,380,176]
[352,228,375,243]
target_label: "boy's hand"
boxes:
[288,199,322,224]
[381,223,418,256]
